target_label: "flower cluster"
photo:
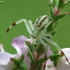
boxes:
[0,36,70,70]
[1,0,70,70]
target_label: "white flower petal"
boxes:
[0,52,13,65]
[12,36,31,68]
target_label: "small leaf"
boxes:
[50,6,54,18]
[20,54,24,63]
[49,54,62,60]
[20,61,28,70]
[52,21,58,31]
[25,41,35,52]
[54,13,66,21]
[58,0,64,9]
[49,54,62,66]
[47,23,52,32]
[51,31,56,36]
[37,44,45,54]
[11,58,20,67]
[34,58,47,68]
[63,0,70,8]
[53,0,59,7]
[28,50,34,61]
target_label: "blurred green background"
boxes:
[0,0,70,54]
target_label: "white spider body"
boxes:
[4,15,59,48]
[27,15,52,47]
[5,15,70,64]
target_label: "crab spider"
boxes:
[4,15,53,47]
[4,15,70,64]
[4,15,59,49]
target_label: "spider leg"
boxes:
[28,20,35,31]
[43,36,70,65]
[43,36,61,50]
[40,38,48,54]
[40,38,48,47]
[44,34,52,39]
[4,19,33,38]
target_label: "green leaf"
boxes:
[20,54,24,63]
[50,6,54,18]
[53,0,59,7]
[63,0,70,8]
[25,41,35,52]
[54,13,66,21]
[49,54,62,61]
[47,21,52,32]
[49,54,62,66]
[28,50,34,61]
[52,21,58,31]
[58,0,64,9]
[37,44,45,54]
[54,49,58,54]
[51,31,56,36]
[20,61,28,70]
[34,58,47,68]
[12,58,20,67]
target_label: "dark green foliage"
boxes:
[11,58,20,67]
[37,44,45,54]
[51,31,56,36]
[49,54,62,66]
[20,61,28,70]
[20,54,24,63]
[34,57,47,68]
[28,50,34,61]
[52,21,58,31]
[11,54,28,70]
[50,6,54,18]
[63,1,70,8]
[53,0,59,7]
[47,23,52,32]
[54,13,66,22]
[58,0,64,9]
[25,41,36,52]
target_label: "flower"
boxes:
[45,48,70,70]
[0,44,20,70]
[12,36,32,68]
[45,46,56,70]
[56,48,70,70]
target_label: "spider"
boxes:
[4,15,70,64]
[4,15,60,50]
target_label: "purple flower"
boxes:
[0,44,20,70]
[56,48,70,70]
[12,36,32,68]
[45,48,70,70]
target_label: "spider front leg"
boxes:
[28,20,35,31]
[16,19,33,35]
[43,36,70,65]
[44,34,52,39]
[43,36,61,51]
[4,19,34,38]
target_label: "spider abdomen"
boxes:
[34,15,49,31]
